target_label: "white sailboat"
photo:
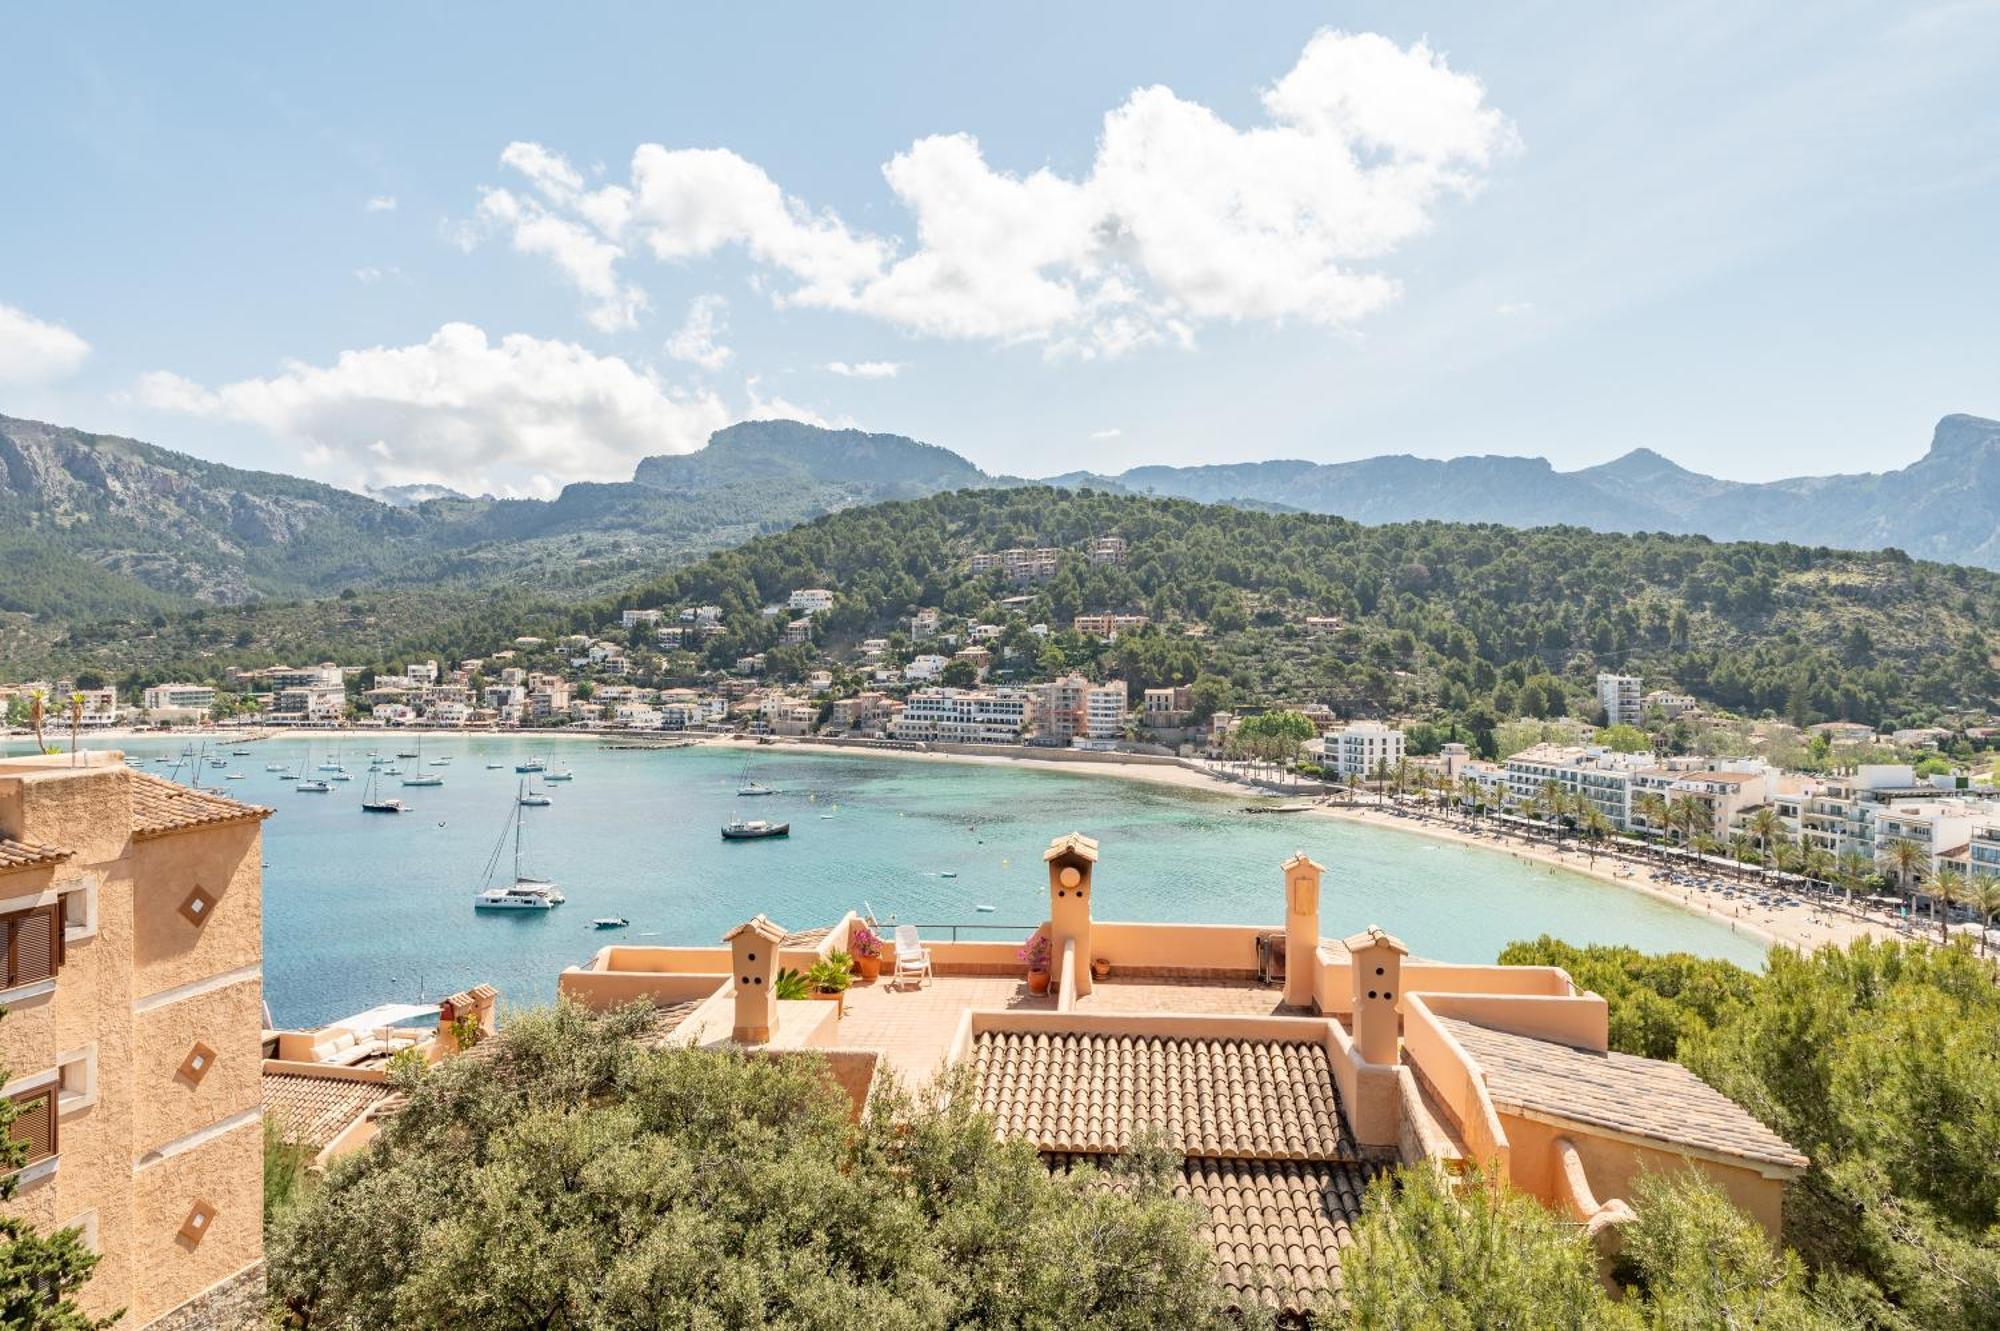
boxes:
[474,789,565,911]
[736,764,776,797]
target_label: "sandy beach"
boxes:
[45,726,1905,953]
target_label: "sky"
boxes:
[2,2,1996,498]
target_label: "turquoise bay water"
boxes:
[23,737,1768,1025]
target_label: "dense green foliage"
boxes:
[1500,937,2000,1329]
[1336,1165,1837,1329]
[268,1001,1242,1330]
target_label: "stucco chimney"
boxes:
[1043,832,1099,997]
[1344,925,1408,1065]
[1281,851,1323,1009]
[723,914,787,1044]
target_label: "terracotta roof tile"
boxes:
[1047,1153,1373,1315]
[974,1031,1352,1161]
[264,1073,394,1150]
[129,771,271,839]
[0,839,72,874]
[1440,1017,1807,1171]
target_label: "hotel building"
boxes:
[0,753,268,1327]
[1596,672,1642,728]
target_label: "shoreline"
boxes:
[36,728,1901,954]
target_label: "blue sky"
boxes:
[2,2,1995,496]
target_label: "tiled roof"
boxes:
[0,839,72,874]
[1048,1153,1373,1315]
[264,1073,394,1150]
[129,772,270,839]
[1440,1018,1808,1171]
[779,925,833,947]
[973,1031,1351,1161]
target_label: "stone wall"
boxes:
[144,1261,264,1331]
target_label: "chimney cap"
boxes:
[1281,850,1322,873]
[1042,831,1100,863]
[1342,924,1408,956]
[722,913,788,945]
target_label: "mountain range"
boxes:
[3,409,1998,633]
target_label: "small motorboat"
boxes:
[277,773,299,782]
[721,818,789,840]
[485,762,506,769]
[939,871,958,879]
[226,773,246,781]
[592,917,630,930]
[975,904,997,913]
[429,757,451,767]
[544,769,574,782]
[265,762,287,772]
[402,773,444,787]
[329,771,353,782]
[515,757,546,773]
[296,780,332,793]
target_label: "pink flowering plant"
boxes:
[1018,929,1052,972]
[850,923,882,960]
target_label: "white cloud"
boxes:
[364,195,398,213]
[0,303,91,384]
[743,375,846,430]
[1089,426,1122,440]
[135,322,729,498]
[664,294,732,370]
[824,360,902,379]
[1495,301,1536,317]
[353,265,407,285]
[475,30,1511,356]
[475,186,649,332]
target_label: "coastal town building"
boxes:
[1324,722,1407,781]
[890,688,1031,745]
[0,752,270,1327]
[1070,613,1150,639]
[1643,689,1698,720]
[619,608,663,629]
[1087,535,1127,565]
[1033,675,1127,748]
[787,588,836,615]
[557,838,1808,1316]
[1596,672,1643,728]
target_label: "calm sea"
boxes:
[17,736,1769,1025]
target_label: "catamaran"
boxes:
[474,789,565,910]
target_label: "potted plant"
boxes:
[1091,955,1112,982]
[1019,930,1052,995]
[850,924,883,982]
[807,955,853,1016]
[774,967,810,1000]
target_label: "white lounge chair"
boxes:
[893,924,933,989]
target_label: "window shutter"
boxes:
[9,907,56,986]
[9,1084,58,1165]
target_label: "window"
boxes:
[7,1082,58,1167]
[60,876,98,943]
[56,1048,96,1114]
[0,904,63,992]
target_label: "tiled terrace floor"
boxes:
[836,973,1302,1087]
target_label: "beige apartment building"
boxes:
[1,753,268,1327]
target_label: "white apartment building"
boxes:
[620,608,663,629]
[1644,689,1698,720]
[1504,744,1670,831]
[1597,673,1643,728]
[1325,723,1407,781]
[904,654,949,682]
[890,688,1031,745]
[268,685,345,725]
[141,684,216,720]
[1870,801,1979,878]
[788,588,836,614]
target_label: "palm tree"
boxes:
[1802,847,1834,893]
[1880,839,1929,928]
[1726,832,1756,880]
[1968,878,2000,957]
[1537,780,1566,842]
[1667,795,1705,862]
[1835,849,1873,909]
[1748,806,1785,880]
[1578,806,1612,866]
[1457,775,1481,822]
[1932,865,1971,947]
[1634,792,1669,849]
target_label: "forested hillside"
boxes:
[19,487,1999,734]
[623,488,1999,730]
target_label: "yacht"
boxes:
[721,818,789,840]
[401,772,444,788]
[592,917,629,930]
[429,756,452,767]
[514,756,546,774]
[229,747,251,756]
[265,762,288,772]
[360,770,405,813]
[474,791,565,910]
[518,784,553,807]
[485,761,506,770]
[543,768,574,782]
[329,770,353,781]
[736,765,776,797]
[296,779,332,794]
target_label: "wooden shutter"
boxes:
[3,905,62,988]
[9,1083,58,1165]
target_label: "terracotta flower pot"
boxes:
[1091,957,1111,981]
[856,954,880,982]
[1027,969,1050,995]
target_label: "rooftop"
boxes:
[0,837,71,874]
[1440,1017,1808,1173]
[129,770,271,838]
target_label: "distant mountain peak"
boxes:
[1925,413,2000,459]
